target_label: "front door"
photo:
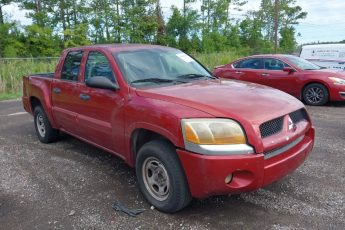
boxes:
[259,58,299,96]
[74,51,125,152]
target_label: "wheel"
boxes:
[34,106,59,143]
[136,140,191,213]
[303,83,329,106]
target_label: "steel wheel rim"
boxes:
[306,87,324,104]
[142,157,170,201]
[36,114,46,137]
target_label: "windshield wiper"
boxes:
[176,73,217,80]
[131,78,176,85]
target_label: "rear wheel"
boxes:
[136,140,191,213]
[303,83,329,106]
[34,106,59,143]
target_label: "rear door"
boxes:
[231,58,265,84]
[74,50,125,152]
[259,58,299,96]
[51,51,83,133]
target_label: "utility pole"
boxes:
[274,0,279,53]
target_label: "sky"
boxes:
[3,0,345,45]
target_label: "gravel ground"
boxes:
[0,99,344,230]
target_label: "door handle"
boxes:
[79,93,90,101]
[261,73,270,77]
[53,87,61,94]
[235,71,243,74]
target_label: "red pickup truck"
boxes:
[22,44,315,213]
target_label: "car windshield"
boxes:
[286,55,321,70]
[113,48,214,87]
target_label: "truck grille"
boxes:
[290,109,308,123]
[259,109,308,138]
[260,116,284,138]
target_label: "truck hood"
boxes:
[135,79,303,125]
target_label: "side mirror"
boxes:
[283,67,296,74]
[86,76,118,90]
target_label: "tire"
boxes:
[33,106,59,143]
[302,83,329,106]
[136,140,191,213]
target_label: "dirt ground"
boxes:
[0,99,344,230]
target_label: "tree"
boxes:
[279,26,296,53]
[0,0,307,57]
[121,0,157,43]
[24,24,61,56]
[155,0,166,45]
[0,22,26,57]
[166,3,199,52]
[18,0,50,27]
[256,0,307,50]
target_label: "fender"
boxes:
[28,77,58,128]
[125,121,183,167]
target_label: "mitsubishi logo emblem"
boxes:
[288,117,297,132]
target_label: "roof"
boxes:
[302,43,345,49]
[248,54,293,57]
[65,44,177,53]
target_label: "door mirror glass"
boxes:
[86,76,118,90]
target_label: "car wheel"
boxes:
[303,83,329,106]
[34,106,59,143]
[136,140,191,213]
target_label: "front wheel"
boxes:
[303,83,329,106]
[136,140,191,213]
[34,106,59,143]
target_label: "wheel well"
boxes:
[302,82,329,98]
[30,97,41,111]
[131,129,174,162]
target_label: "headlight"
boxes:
[181,118,254,155]
[329,77,345,85]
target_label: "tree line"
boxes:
[0,0,307,57]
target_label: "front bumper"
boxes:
[329,84,345,101]
[340,92,345,99]
[177,127,315,198]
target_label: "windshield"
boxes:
[113,49,213,87]
[286,55,321,70]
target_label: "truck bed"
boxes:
[22,73,55,112]
[27,73,54,78]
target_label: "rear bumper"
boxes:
[177,127,314,198]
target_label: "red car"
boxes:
[22,45,314,212]
[213,54,345,106]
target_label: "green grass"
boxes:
[0,58,58,100]
[0,91,22,101]
[194,51,244,69]
[0,51,246,101]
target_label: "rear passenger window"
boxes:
[85,52,116,83]
[234,58,263,69]
[61,51,83,81]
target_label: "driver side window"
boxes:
[263,58,289,70]
[85,52,116,83]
